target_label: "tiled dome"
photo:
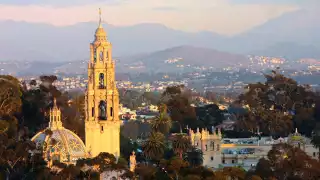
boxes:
[32,127,87,163]
[31,99,87,164]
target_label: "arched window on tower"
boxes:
[98,101,107,120]
[100,51,103,62]
[99,73,105,89]
[211,141,215,151]
[110,107,113,117]
[92,107,94,117]
[93,49,97,62]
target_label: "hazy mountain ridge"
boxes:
[1,46,248,75]
[117,45,248,73]
[0,8,320,63]
[231,8,320,56]
[120,46,247,65]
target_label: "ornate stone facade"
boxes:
[85,9,121,158]
[188,127,318,170]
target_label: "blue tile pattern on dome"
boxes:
[32,128,87,161]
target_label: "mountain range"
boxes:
[0,45,248,75]
[0,8,319,63]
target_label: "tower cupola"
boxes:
[94,8,107,42]
[49,98,63,130]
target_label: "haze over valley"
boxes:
[0,7,320,66]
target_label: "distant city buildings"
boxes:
[8,53,319,94]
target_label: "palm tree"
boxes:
[142,132,166,161]
[184,147,203,167]
[151,104,172,135]
[171,134,191,159]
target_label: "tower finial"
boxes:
[53,98,57,108]
[98,8,102,27]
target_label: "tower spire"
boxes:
[94,7,106,40]
[53,98,57,109]
[98,8,102,28]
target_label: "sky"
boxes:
[0,0,316,35]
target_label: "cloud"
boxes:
[0,0,122,6]
[229,0,302,4]
[0,0,300,35]
[229,0,320,6]
[152,7,180,12]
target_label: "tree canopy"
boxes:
[236,70,318,137]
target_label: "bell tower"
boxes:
[85,8,120,158]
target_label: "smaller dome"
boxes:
[31,98,87,164]
[32,128,87,163]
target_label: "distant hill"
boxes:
[250,42,320,60]
[118,46,248,73]
[0,46,248,75]
[232,8,320,59]
[1,7,320,62]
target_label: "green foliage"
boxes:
[159,157,188,180]
[311,123,320,160]
[151,104,172,135]
[193,104,225,130]
[119,89,160,110]
[120,132,139,160]
[142,132,166,161]
[20,81,48,135]
[236,70,318,137]
[160,86,225,133]
[183,174,202,180]
[171,134,191,159]
[161,85,197,127]
[220,167,246,180]
[184,147,203,167]
[0,75,22,117]
[0,133,50,179]
[121,121,140,140]
[135,164,158,180]
[76,152,131,179]
[253,143,320,180]
[18,76,86,139]
[1,73,319,180]
[59,91,85,139]
[0,120,9,134]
